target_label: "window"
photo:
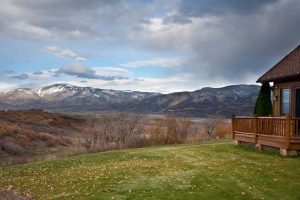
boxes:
[281,89,291,116]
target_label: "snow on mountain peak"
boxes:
[36,84,76,97]
[11,88,36,95]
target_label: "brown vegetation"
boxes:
[0,109,231,166]
[145,114,192,145]
[199,118,231,139]
[0,109,85,164]
[81,112,145,150]
[0,188,33,200]
[80,113,194,150]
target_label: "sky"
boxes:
[0,0,300,93]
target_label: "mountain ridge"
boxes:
[0,83,260,117]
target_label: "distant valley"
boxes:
[0,84,260,117]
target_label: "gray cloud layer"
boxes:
[12,73,29,80]
[133,0,300,83]
[178,0,279,17]
[1,0,300,88]
[58,63,128,81]
[0,0,152,41]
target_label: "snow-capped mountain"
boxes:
[35,84,154,100]
[0,84,158,111]
[0,84,260,117]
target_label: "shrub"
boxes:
[15,134,30,146]
[124,135,152,148]
[46,139,57,147]
[55,136,69,146]
[202,118,219,135]
[62,136,73,145]
[145,115,192,145]
[22,129,39,141]
[38,132,70,147]
[214,120,231,139]
[201,118,231,139]
[0,139,25,155]
[38,132,54,142]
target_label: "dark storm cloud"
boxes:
[12,73,29,79]
[183,0,300,82]
[136,0,300,83]
[178,0,279,17]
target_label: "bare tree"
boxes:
[114,112,144,147]
[203,118,222,135]
[79,112,198,150]
[165,114,179,143]
[177,117,192,142]
[81,112,145,149]
[81,119,99,149]
[98,114,115,144]
[157,114,192,144]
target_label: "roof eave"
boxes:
[257,74,300,83]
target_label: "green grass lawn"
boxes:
[1,141,300,200]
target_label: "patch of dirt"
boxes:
[0,189,33,200]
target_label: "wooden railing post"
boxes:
[253,115,258,144]
[232,115,235,140]
[285,115,291,149]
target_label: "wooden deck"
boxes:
[232,116,300,155]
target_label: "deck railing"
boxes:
[232,116,300,137]
[291,118,300,136]
[232,116,300,150]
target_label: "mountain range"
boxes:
[0,84,260,117]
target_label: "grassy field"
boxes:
[1,141,300,200]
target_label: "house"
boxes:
[232,45,300,156]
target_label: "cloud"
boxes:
[59,63,95,77]
[59,73,197,93]
[0,82,17,92]
[11,73,29,79]
[44,46,87,61]
[2,0,300,92]
[121,57,187,68]
[178,0,279,17]
[32,71,44,75]
[132,0,300,84]
[0,0,153,41]
[9,22,54,39]
[93,67,131,77]
[58,63,129,80]
[162,11,192,25]
[4,70,15,74]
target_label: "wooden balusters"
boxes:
[285,115,291,149]
[253,115,258,144]
[233,116,289,137]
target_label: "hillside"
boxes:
[125,85,259,117]
[1,142,299,199]
[0,84,158,112]
[0,110,86,165]
[0,84,260,117]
